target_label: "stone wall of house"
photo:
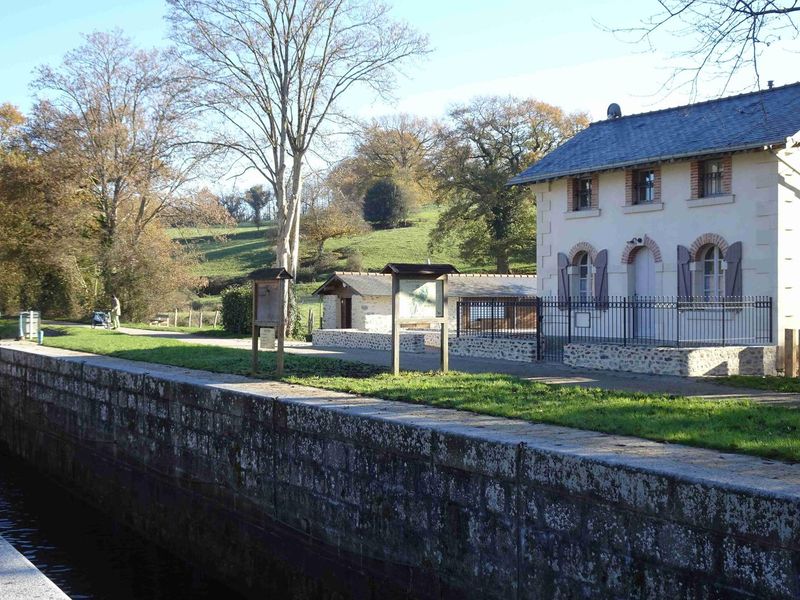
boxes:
[311,329,426,353]
[1,345,800,598]
[353,295,392,332]
[564,343,777,376]
[450,336,537,363]
[321,295,338,329]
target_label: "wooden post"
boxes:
[251,282,259,374]
[174,308,178,328]
[199,311,204,328]
[391,275,400,375]
[785,329,798,378]
[276,279,286,377]
[213,310,219,328]
[440,276,449,373]
[188,307,193,328]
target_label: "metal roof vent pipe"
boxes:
[607,103,622,119]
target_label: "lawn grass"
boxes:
[0,318,18,340]
[38,325,800,462]
[122,322,243,338]
[715,375,800,394]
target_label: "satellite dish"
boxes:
[607,103,622,119]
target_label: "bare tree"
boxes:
[613,1,800,95]
[166,0,429,279]
[31,30,214,247]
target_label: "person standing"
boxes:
[111,295,121,330]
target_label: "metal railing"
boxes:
[456,296,773,361]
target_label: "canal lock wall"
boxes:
[1,344,799,599]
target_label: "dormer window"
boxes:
[700,159,724,197]
[633,169,655,204]
[574,177,592,210]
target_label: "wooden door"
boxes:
[340,297,352,329]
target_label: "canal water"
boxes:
[0,450,248,599]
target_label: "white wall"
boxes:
[777,144,800,345]
[322,295,338,329]
[535,151,780,304]
[353,295,392,332]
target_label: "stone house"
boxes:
[313,272,537,332]
[509,83,800,354]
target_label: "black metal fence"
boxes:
[456,296,773,362]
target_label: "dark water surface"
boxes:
[0,450,249,600]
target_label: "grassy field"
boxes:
[39,325,800,463]
[173,207,535,280]
[0,318,18,339]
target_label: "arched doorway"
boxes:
[633,247,656,297]
[632,247,656,338]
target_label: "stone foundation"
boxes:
[311,328,426,353]
[450,336,536,363]
[564,343,777,376]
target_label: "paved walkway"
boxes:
[48,324,800,406]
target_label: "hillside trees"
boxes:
[167,0,429,282]
[362,178,410,228]
[0,105,95,316]
[22,30,210,319]
[430,96,589,273]
[244,185,272,227]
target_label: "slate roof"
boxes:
[313,272,537,298]
[381,263,460,276]
[509,82,800,185]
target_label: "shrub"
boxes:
[362,178,410,229]
[220,284,252,334]
[295,266,317,283]
[344,250,364,272]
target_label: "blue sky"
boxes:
[2,1,796,121]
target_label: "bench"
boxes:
[149,313,171,326]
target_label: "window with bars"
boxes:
[633,169,655,204]
[573,177,592,210]
[700,159,724,197]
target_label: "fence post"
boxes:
[769,298,774,343]
[567,297,572,345]
[623,297,627,346]
[785,329,798,378]
[675,298,680,348]
[536,297,542,360]
[721,297,726,346]
[456,301,461,338]
[491,300,495,341]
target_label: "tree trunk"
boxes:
[496,252,510,274]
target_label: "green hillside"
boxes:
[172,206,534,282]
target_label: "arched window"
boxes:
[573,252,592,300]
[701,245,725,299]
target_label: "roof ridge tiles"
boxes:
[587,81,800,126]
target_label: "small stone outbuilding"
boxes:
[313,272,537,333]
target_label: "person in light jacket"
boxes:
[111,295,121,330]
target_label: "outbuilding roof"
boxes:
[313,272,537,298]
[509,82,800,185]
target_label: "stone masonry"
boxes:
[450,336,537,363]
[565,343,777,376]
[1,344,800,598]
[312,328,426,353]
